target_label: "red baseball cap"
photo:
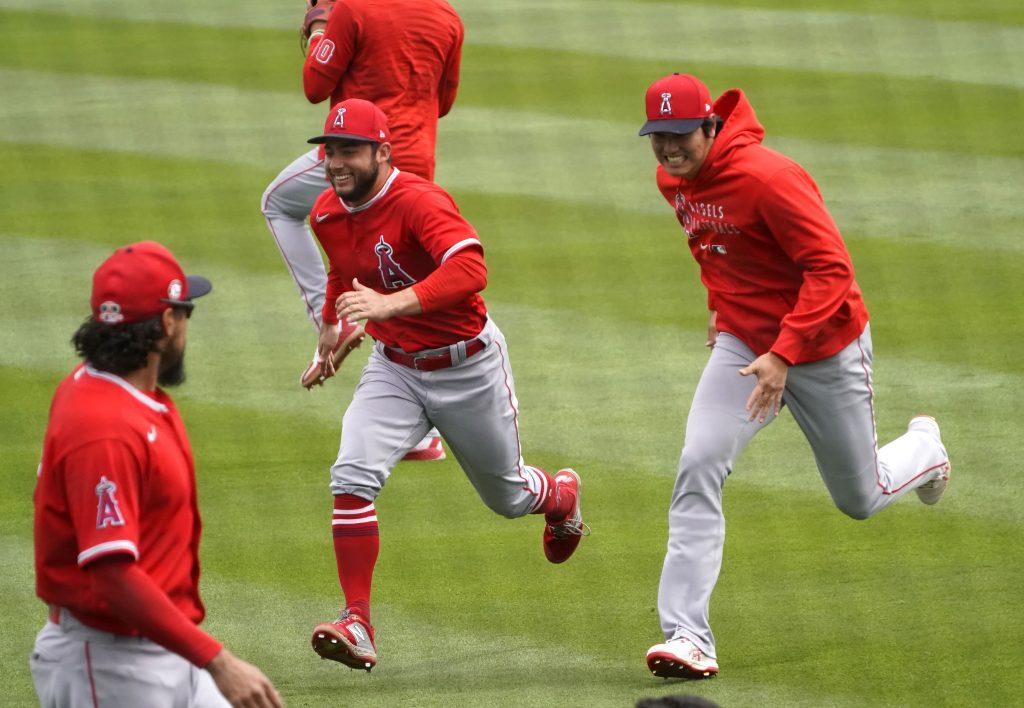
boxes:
[639,74,714,136]
[308,99,391,144]
[90,241,212,324]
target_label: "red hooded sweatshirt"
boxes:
[655,89,869,365]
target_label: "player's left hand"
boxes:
[300,0,334,54]
[337,278,420,322]
[739,352,788,423]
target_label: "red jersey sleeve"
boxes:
[63,439,143,567]
[303,2,359,103]
[759,167,857,364]
[89,558,223,667]
[323,257,347,326]
[412,247,486,313]
[438,24,463,117]
[409,188,480,261]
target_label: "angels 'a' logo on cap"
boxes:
[660,92,673,115]
[333,107,347,129]
[167,279,183,300]
[98,301,124,324]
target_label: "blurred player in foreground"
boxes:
[637,73,951,680]
[31,241,282,707]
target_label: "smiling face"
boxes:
[649,125,716,180]
[323,138,391,205]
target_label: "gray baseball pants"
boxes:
[329,318,548,517]
[658,325,949,656]
[31,609,229,708]
[261,147,329,329]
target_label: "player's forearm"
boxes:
[377,287,423,318]
[412,249,486,313]
[88,557,222,667]
[303,38,336,103]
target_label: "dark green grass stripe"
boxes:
[3,11,1021,158]
[0,10,301,92]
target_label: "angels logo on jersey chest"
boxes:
[374,235,416,289]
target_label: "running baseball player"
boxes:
[261,0,463,461]
[31,242,282,708]
[301,99,590,672]
[636,74,952,679]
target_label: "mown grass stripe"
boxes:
[1,230,1018,525]
[4,70,1023,253]
[2,0,1022,90]
[458,1,1024,89]
[5,13,1022,164]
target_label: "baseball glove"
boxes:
[300,0,335,54]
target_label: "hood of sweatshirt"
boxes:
[696,89,765,183]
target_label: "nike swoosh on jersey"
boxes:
[147,425,158,443]
[315,213,331,223]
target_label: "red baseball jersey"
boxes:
[304,0,463,181]
[311,168,487,351]
[34,365,207,636]
[655,89,869,365]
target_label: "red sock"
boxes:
[331,494,379,622]
[526,467,574,522]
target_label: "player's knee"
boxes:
[834,497,872,520]
[677,446,731,489]
[480,496,524,519]
[260,182,281,219]
[474,485,529,519]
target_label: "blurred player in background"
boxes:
[637,73,952,680]
[302,99,589,672]
[261,0,464,461]
[31,242,282,708]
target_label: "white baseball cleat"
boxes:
[646,637,719,679]
[908,415,951,506]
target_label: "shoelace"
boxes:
[550,516,592,539]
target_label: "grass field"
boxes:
[2,1,1023,706]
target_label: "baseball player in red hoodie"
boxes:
[638,74,952,680]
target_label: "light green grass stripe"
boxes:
[1,0,1021,87]
[4,69,1023,252]
[1,234,1016,524]
[457,1,1024,89]
[0,68,322,170]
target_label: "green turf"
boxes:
[2,0,1023,706]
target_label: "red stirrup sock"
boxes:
[331,494,379,621]
[524,466,574,522]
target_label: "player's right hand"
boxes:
[706,309,718,348]
[206,648,284,707]
[315,322,341,380]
